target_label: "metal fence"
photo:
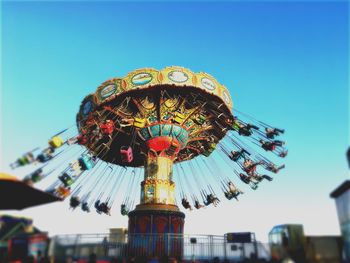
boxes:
[49,233,271,262]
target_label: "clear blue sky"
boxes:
[1,1,349,241]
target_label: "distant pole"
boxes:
[224,234,227,260]
[241,243,245,259]
[209,235,214,259]
[253,233,258,260]
[347,147,350,169]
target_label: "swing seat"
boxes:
[148,115,157,123]
[194,114,206,125]
[100,120,114,135]
[82,203,90,212]
[173,112,185,124]
[70,161,82,174]
[59,173,74,187]
[224,192,233,200]
[264,145,276,151]
[208,142,216,150]
[133,117,146,128]
[121,208,129,216]
[77,135,88,145]
[18,156,31,166]
[232,122,240,131]
[56,186,71,198]
[70,197,80,208]
[31,171,43,183]
[250,184,258,190]
[36,153,51,163]
[163,113,172,120]
[79,154,95,170]
[120,146,133,162]
[239,128,252,136]
[49,136,64,148]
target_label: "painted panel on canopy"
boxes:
[221,88,233,108]
[161,124,172,136]
[125,68,160,90]
[177,129,189,145]
[149,125,161,137]
[171,125,182,138]
[160,66,196,87]
[90,67,233,112]
[140,128,151,140]
[79,95,96,120]
[95,78,122,104]
[197,72,219,93]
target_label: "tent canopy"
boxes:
[0,173,61,210]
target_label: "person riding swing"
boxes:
[259,140,285,151]
[70,196,81,209]
[238,173,258,190]
[265,163,285,174]
[181,197,193,211]
[265,127,284,139]
[120,204,129,216]
[229,148,250,162]
[204,194,220,207]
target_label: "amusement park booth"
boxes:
[269,224,343,263]
[8,232,49,262]
[0,215,47,262]
[269,224,307,262]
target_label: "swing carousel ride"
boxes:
[10,66,287,235]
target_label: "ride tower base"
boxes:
[127,154,185,259]
[128,204,185,258]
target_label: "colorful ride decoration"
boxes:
[75,67,235,214]
[76,66,233,167]
[74,66,235,257]
[10,66,287,259]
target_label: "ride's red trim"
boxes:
[138,216,151,233]
[146,137,179,152]
[154,216,168,233]
[100,120,114,135]
[172,217,183,234]
[77,135,88,145]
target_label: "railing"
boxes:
[49,233,271,262]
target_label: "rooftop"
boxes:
[330,180,350,198]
